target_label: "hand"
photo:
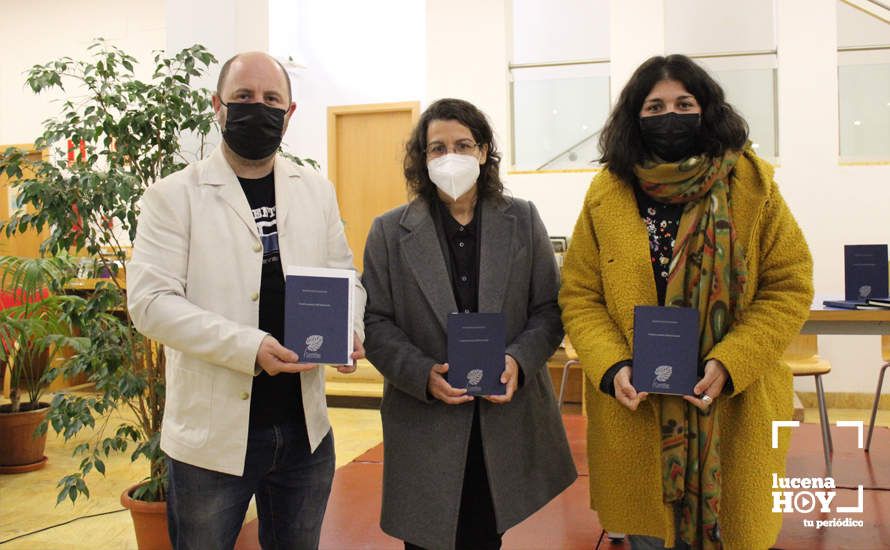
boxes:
[428,363,474,405]
[486,355,519,404]
[331,332,365,374]
[614,366,648,411]
[256,335,318,376]
[684,359,729,412]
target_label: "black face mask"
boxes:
[639,112,701,163]
[221,101,286,160]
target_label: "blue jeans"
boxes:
[166,424,335,550]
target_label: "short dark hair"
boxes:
[404,98,504,203]
[216,53,293,104]
[598,54,749,184]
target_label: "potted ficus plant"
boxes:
[0,39,217,549]
[0,255,86,473]
[1,39,320,549]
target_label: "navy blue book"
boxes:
[632,306,699,396]
[844,244,889,301]
[447,312,506,396]
[284,266,355,365]
[822,299,886,311]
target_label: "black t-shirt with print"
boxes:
[238,171,306,433]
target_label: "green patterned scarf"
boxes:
[633,147,748,549]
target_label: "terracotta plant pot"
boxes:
[0,402,49,473]
[120,483,172,550]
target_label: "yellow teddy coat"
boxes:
[559,151,813,549]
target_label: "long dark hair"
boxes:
[404,98,504,202]
[598,54,749,184]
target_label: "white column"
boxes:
[165,0,270,94]
[609,0,664,103]
[775,0,839,166]
[165,0,272,156]
[166,0,269,62]
[425,0,511,171]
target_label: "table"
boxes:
[802,304,890,335]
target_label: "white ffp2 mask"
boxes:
[427,154,480,200]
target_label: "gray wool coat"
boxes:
[362,195,577,550]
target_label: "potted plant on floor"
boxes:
[0,256,86,473]
[0,40,216,550]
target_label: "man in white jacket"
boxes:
[127,51,366,550]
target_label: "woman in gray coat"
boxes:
[362,98,577,550]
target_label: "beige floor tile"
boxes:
[6,405,883,548]
[0,406,382,548]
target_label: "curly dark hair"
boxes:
[404,98,504,202]
[598,54,749,185]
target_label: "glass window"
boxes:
[838,0,890,48]
[511,64,610,170]
[695,55,779,159]
[664,0,775,55]
[839,62,890,160]
[510,0,610,170]
[512,0,609,64]
[664,1,778,159]
[837,1,890,160]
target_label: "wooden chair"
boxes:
[865,335,890,452]
[783,334,833,474]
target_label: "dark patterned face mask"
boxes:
[221,101,286,160]
[639,112,701,163]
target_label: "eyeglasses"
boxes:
[425,140,480,159]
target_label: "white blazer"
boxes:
[127,146,366,476]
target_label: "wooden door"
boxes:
[0,144,48,258]
[327,102,419,272]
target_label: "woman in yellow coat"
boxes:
[560,55,813,549]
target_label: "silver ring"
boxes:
[701,394,713,404]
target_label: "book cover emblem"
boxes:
[467,369,484,386]
[304,335,324,360]
[653,365,673,389]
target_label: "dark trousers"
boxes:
[405,407,502,550]
[166,423,335,550]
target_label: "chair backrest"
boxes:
[783,334,819,361]
[882,334,890,363]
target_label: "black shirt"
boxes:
[238,172,305,431]
[632,184,684,306]
[435,199,481,313]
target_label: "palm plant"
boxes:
[0,255,86,413]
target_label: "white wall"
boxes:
[426,0,511,169]
[165,0,425,174]
[283,0,425,176]
[0,0,165,145]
